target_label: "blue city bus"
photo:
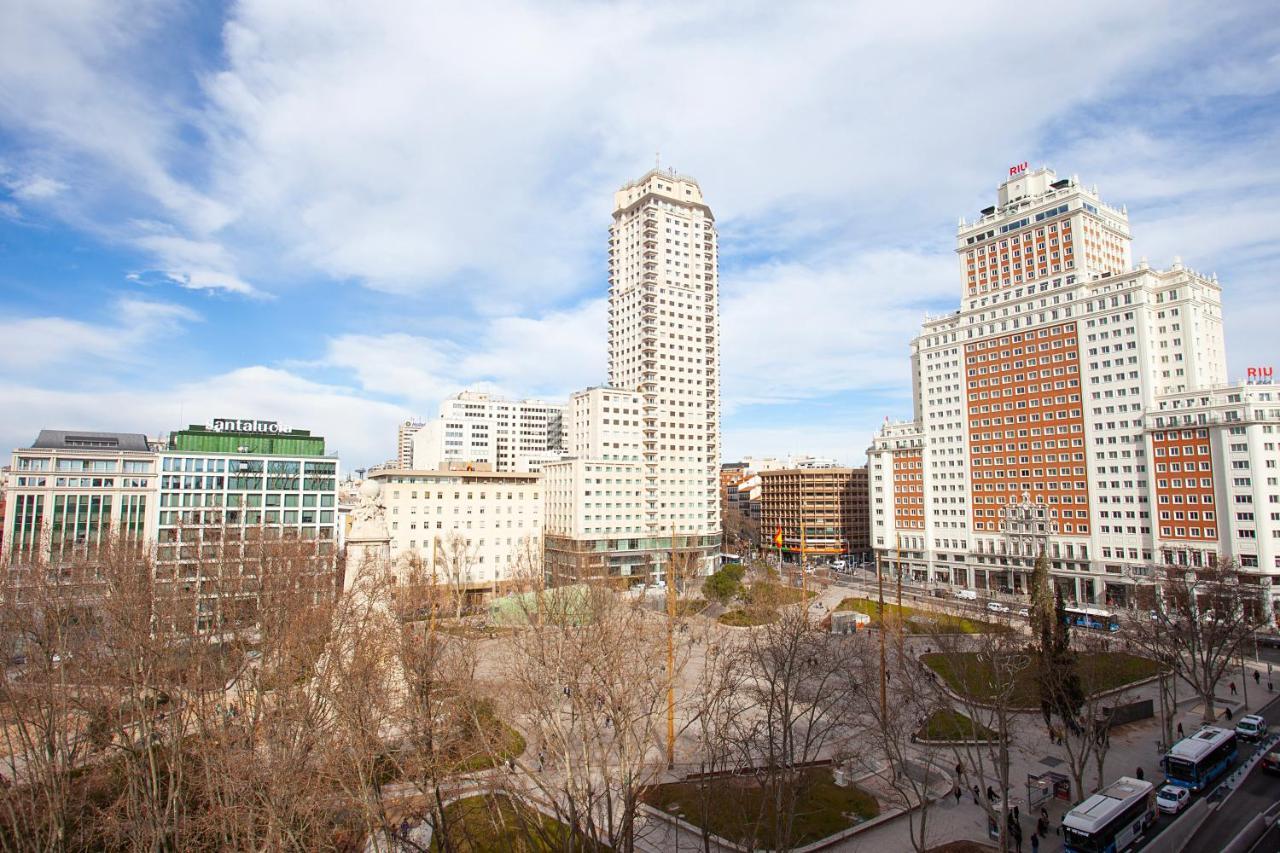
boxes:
[1162,725,1238,791]
[1064,605,1120,632]
[1062,776,1156,853]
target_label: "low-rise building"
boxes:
[371,467,542,598]
[760,467,870,563]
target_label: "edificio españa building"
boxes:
[869,165,1280,617]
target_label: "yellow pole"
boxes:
[666,522,677,769]
[895,531,904,658]
[877,548,887,721]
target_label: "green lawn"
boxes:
[645,767,878,849]
[718,608,780,627]
[917,709,997,742]
[922,651,1162,708]
[430,794,604,852]
[835,598,1008,635]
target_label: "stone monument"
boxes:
[343,477,391,591]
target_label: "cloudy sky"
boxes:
[1,1,1277,469]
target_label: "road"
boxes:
[1134,692,1280,851]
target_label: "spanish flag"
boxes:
[773,526,784,548]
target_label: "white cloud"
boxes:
[9,174,66,200]
[0,297,197,372]
[319,298,607,408]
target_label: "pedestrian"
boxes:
[1031,831,1040,853]
[1230,681,1238,696]
[1177,721,1185,738]
[1135,766,1144,781]
[1013,804,1020,823]
[972,784,980,804]
[987,784,995,802]
[956,761,965,780]
[954,784,962,805]
[1226,706,1234,721]
[1256,670,1262,686]
[399,820,410,840]
[1270,681,1274,692]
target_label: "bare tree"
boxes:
[929,623,1031,853]
[737,607,854,851]
[850,622,951,853]
[502,582,678,852]
[1128,557,1264,723]
[433,533,481,621]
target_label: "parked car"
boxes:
[955,589,978,601]
[1256,633,1280,649]
[1155,784,1190,815]
[1236,714,1268,741]
[832,560,847,570]
[1261,744,1280,774]
[987,602,1010,614]
[1016,607,1031,618]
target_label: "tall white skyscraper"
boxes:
[608,168,722,562]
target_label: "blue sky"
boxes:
[1,1,1278,469]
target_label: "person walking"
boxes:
[1031,831,1040,853]
[1177,721,1185,738]
[972,784,981,804]
[1135,766,1144,781]
[987,784,996,802]
[956,761,965,781]
[1255,670,1261,687]
[954,784,962,805]
[1230,681,1238,696]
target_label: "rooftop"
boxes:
[30,430,152,453]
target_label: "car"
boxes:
[1016,607,1031,618]
[1257,633,1280,649]
[955,589,978,601]
[1236,714,1268,741]
[832,560,847,570]
[987,602,1010,613]
[1155,784,1190,815]
[1262,744,1280,774]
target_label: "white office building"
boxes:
[412,391,566,473]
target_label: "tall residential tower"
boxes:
[609,168,722,569]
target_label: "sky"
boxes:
[1,1,1278,470]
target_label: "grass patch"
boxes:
[429,794,604,852]
[645,767,878,849]
[917,709,997,742]
[922,651,1162,708]
[718,609,779,627]
[835,598,1009,635]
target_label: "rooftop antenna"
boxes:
[655,150,660,171]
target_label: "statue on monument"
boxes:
[349,478,389,541]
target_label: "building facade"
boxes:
[605,168,722,573]
[371,467,542,595]
[154,422,339,629]
[412,391,566,473]
[4,431,158,567]
[868,165,1280,615]
[761,467,870,563]
[397,420,425,469]
[2,421,340,631]
[543,387,648,582]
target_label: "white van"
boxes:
[954,589,978,601]
[832,559,848,571]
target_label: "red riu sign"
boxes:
[1009,161,1029,177]
[1247,366,1274,384]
